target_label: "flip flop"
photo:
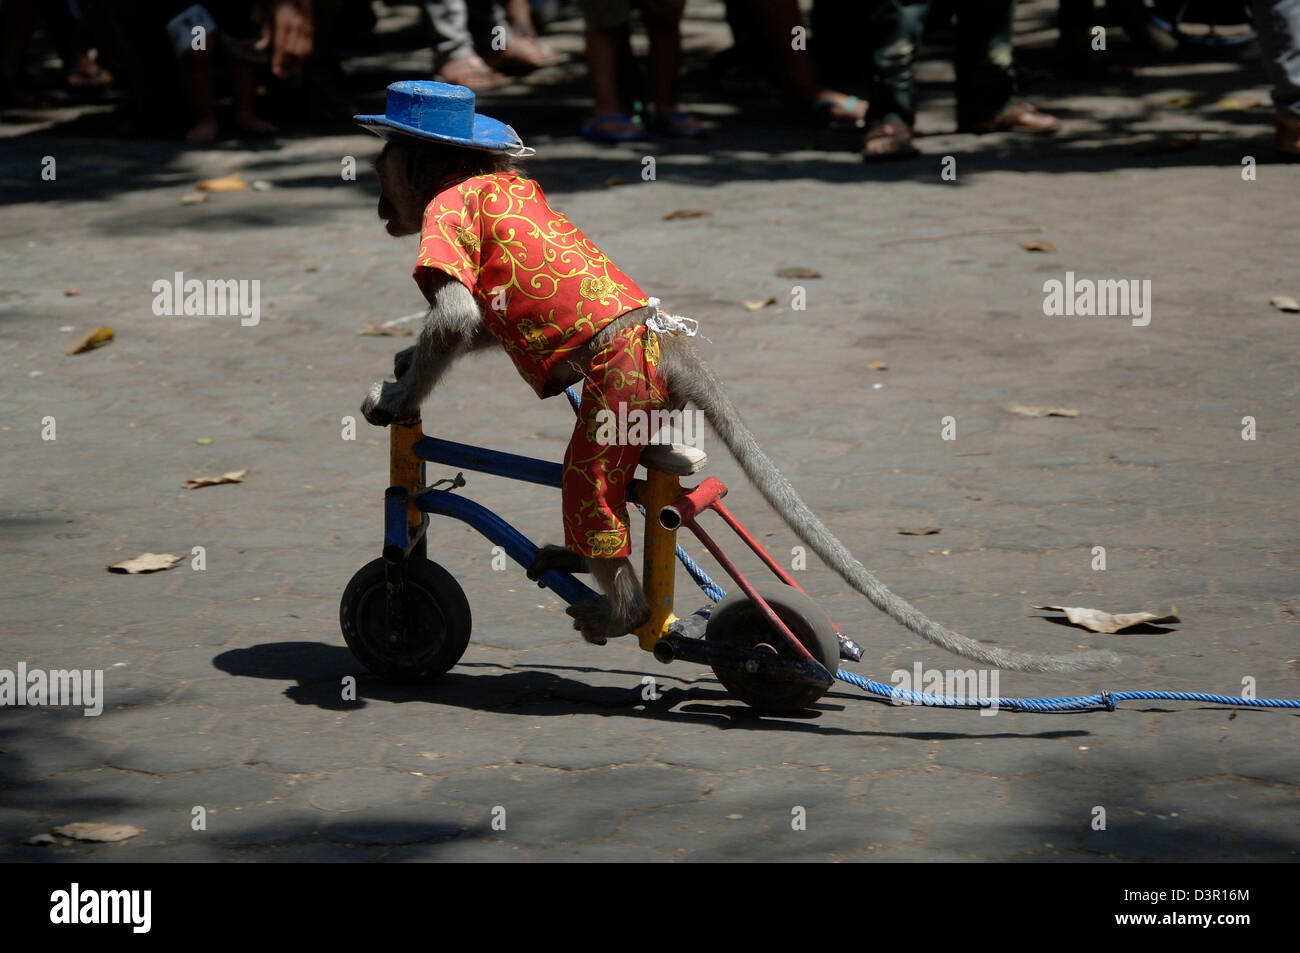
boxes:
[67,63,113,89]
[647,110,705,138]
[964,102,1059,135]
[863,121,920,161]
[581,114,643,143]
[810,94,866,129]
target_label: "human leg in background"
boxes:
[482,0,565,73]
[45,0,114,88]
[1253,0,1300,158]
[1055,0,1097,75]
[863,0,927,159]
[180,44,219,143]
[425,0,509,89]
[642,0,702,136]
[0,0,40,105]
[219,0,281,136]
[955,0,1057,133]
[579,0,641,140]
[763,0,867,126]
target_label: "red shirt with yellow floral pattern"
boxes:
[413,172,649,398]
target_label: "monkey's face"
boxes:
[374,143,425,237]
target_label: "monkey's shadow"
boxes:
[212,641,1091,741]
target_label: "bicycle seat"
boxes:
[640,443,707,476]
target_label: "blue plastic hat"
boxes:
[354,81,534,156]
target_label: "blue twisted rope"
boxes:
[831,669,1300,712]
[560,387,1300,713]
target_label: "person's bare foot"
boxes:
[863,121,919,161]
[185,113,219,144]
[649,108,703,137]
[435,52,510,91]
[968,102,1059,134]
[1277,118,1300,159]
[483,34,565,74]
[235,110,280,137]
[581,114,641,142]
[66,52,113,88]
[811,90,867,127]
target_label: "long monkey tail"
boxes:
[661,341,1121,675]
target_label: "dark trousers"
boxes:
[815,0,1017,129]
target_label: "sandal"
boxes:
[964,102,1059,135]
[66,62,113,89]
[581,113,643,143]
[863,121,920,161]
[434,53,510,92]
[810,92,867,128]
[647,110,704,138]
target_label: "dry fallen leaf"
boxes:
[742,297,777,312]
[899,527,941,536]
[662,208,710,220]
[776,266,821,279]
[358,323,414,337]
[54,822,142,843]
[1033,605,1181,633]
[65,326,114,355]
[183,469,248,490]
[180,192,207,206]
[1020,239,1057,253]
[867,359,888,371]
[604,176,629,187]
[1008,405,1079,418]
[108,552,183,574]
[195,173,246,192]
[1270,295,1299,313]
[1211,96,1265,111]
[64,288,81,297]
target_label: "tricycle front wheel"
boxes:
[340,557,472,683]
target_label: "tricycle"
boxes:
[340,412,864,714]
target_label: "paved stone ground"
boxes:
[0,2,1296,862]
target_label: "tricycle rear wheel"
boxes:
[705,586,840,713]
[340,557,472,683]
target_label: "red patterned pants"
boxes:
[562,325,670,558]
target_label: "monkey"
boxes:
[359,138,1121,675]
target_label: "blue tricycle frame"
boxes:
[339,416,861,713]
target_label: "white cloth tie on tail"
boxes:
[644,296,705,339]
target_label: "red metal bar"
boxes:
[681,519,820,668]
[710,499,844,638]
[659,477,727,529]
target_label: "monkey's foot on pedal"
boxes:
[567,598,613,645]
[565,596,642,646]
